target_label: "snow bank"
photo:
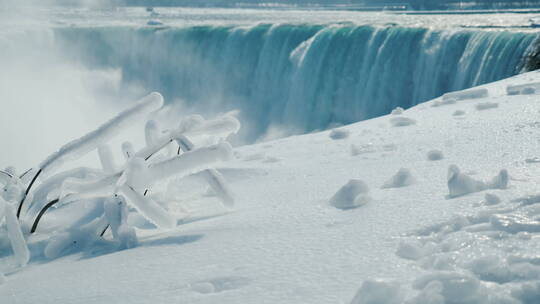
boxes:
[329,180,371,210]
[382,168,415,188]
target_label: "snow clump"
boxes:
[427,150,444,161]
[382,168,415,188]
[390,116,416,127]
[447,165,508,198]
[329,128,350,140]
[350,279,403,304]
[391,107,404,115]
[329,179,371,210]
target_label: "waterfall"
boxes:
[52,24,537,141]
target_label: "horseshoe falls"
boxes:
[49,24,537,141]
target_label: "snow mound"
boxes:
[475,102,498,111]
[329,179,371,210]
[329,128,350,140]
[382,168,415,188]
[390,116,416,127]
[447,165,508,198]
[483,193,501,205]
[442,87,488,102]
[350,280,403,304]
[427,150,444,161]
[350,144,376,156]
[452,110,466,116]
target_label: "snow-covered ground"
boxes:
[2,70,540,303]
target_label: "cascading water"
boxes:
[52,24,538,141]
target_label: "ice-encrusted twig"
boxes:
[98,145,117,173]
[119,185,176,229]
[177,135,235,208]
[39,93,163,175]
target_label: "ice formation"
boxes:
[0,93,239,266]
[447,165,508,198]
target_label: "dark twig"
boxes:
[17,168,42,218]
[100,224,110,237]
[0,170,14,180]
[19,168,32,179]
[30,198,59,233]
[145,139,174,161]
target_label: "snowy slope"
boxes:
[2,71,540,303]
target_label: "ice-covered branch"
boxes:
[40,92,164,176]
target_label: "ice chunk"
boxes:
[442,88,488,102]
[408,281,444,304]
[3,200,30,266]
[350,280,403,304]
[447,165,507,198]
[119,185,176,230]
[413,271,482,303]
[488,169,508,189]
[329,128,350,140]
[427,150,444,161]
[396,239,424,260]
[391,107,404,115]
[382,168,414,188]
[475,102,498,111]
[40,92,163,176]
[490,214,540,234]
[390,116,416,127]
[506,82,540,95]
[330,179,371,210]
[98,145,117,173]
